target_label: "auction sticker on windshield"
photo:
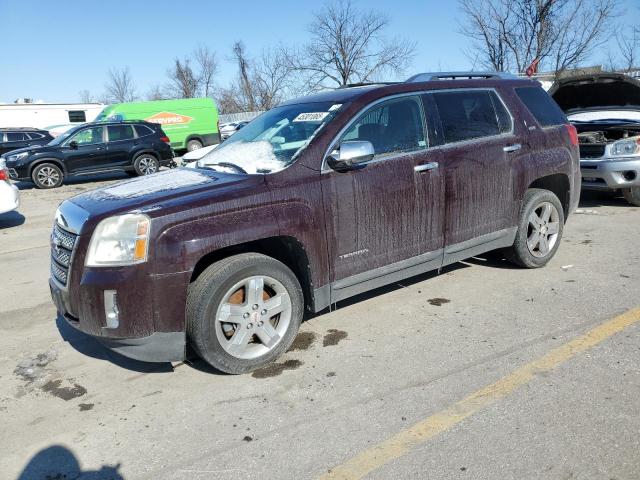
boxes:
[293,112,330,122]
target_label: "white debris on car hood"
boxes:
[85,169,213,200]
[197,141,285,174]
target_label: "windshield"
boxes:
[48,125,83,146]
[198,101,342,174]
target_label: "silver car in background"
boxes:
[550,73,640,206]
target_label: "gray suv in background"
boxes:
[550,74,640,206]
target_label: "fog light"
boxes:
[104,290,119,329]
[622,171,637,182]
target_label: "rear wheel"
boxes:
[32,163,63,189]
[187,139,203,152]
[133,154,159,176]
[622,187,640,206]
[187,253,304,374]
[506,188,564,268]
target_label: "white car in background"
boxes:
[0,159,19,214]
[181,143,219,166]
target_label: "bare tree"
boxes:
[289,0,415,89]
[104,67,137,103]
[146,84,168,101]
[194,45,218,97]
[78,90,95,103]
[613,27,640,71]
[231,41,257,111]
[460,0,618,75]
[167,59,199,98]
[217,43,297,114]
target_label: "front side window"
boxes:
[107,125,135,142]
[198,101,343,174]
[342,96,426,158]
[69,127,104,146]
[433,90,508,143]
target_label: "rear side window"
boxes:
[341,96,427,158]
[433,90,510,143]
[26,132,45,140]
[68,110,87,123]
[134,125,154,137]
[6,132,27,141]
[515,87,567,127]
[107,125,135,142]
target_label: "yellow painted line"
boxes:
[321,307,640,480]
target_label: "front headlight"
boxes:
[609,137,640,157]
[8,152,29,163]
[86,214,150,267]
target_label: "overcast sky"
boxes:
[1,0,639,103]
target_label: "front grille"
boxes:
[51,223,77,286]
[579,144,606,159]
[51,261,68,285]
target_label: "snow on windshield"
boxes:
[198,141,285,174]
[82,169,213,200]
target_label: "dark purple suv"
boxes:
[50,73,580,374]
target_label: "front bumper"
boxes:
[581,157,640,190]
[0,181,19,214]
[51,278,186,363]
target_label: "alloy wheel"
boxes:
[214,275,292,360]
[527,201,560,258]
[37,166,60,187]
[138,156,158,175]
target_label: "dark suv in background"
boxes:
[50,72,580,374]
[2,120,174,188]
[0,128,53,156]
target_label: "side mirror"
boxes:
[69,141,78,150]
[327,140,375,172]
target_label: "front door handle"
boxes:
[414,162,439,173]
[503,143,522,153]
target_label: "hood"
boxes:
[67,168,263,220]
[2,144,48,158]
[549,74,640,114]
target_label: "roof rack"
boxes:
[337,82,399,89]
[406,72,517,83]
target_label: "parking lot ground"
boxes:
[1,177,639,480]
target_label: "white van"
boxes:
[0,103,103,129]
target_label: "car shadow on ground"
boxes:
[55,314,174,374]
[579,190,635,208]
[0,210,25,229]
[17,445,124,480]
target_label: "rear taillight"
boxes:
[565,124,579,147]
[0,168,9,182]
[160,136,170,143]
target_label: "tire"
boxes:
[187,253,304,374]
[133,154,159,176]
[506,188,565,268]
[622,187,640,206]
[32,162,63,189]
[187,139,203,152]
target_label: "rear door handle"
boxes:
[414,162,439,172]
[503,144,522,153]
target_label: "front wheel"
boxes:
[32,163,64,189]
[187,253,304,374]
[133,154,159,176]
[622,187,640,206]
[506,188,564,268]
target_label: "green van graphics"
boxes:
[96,98,220,151]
